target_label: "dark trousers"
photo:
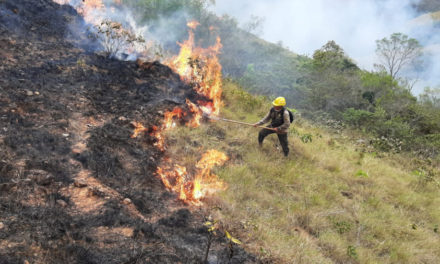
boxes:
[258,129,289,156]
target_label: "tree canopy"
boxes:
[375,33,422,80]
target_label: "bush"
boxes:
[223,80,267,112]
[93,20,145,58]
[342,108,374,128]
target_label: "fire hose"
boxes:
[205,115,277,131]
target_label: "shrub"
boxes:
[93,20,145,58]
[342,108,374,128]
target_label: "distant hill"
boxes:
[413,0,440,13]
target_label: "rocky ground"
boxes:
[0,0,258,263]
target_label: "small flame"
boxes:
[187,20,200,29]
[156,150,228,205]
[131,121,148,138]
[146,107,184,151]
[186,99,203,128]
[149,125,165,151]
[163,107,184,130]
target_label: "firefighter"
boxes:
[253,97,292,157]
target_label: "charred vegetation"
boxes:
[0,0,258,263]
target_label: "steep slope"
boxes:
[166,81,440,263]
[0,0,257,263]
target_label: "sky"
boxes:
[210,0,440,94]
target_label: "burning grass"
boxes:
[165,80,440,264]
[0,1,258,261]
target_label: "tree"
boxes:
[375,33,422,80]
[243,15,265,36]
[300,41,363,113]
[312,41,358,72]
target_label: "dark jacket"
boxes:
[256,107,291,133]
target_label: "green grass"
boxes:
[165,80,440,263]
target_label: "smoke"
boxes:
[55,0,192,61]
[210,0,440,94]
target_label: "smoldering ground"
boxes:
[0,0,259,263]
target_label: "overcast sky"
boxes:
[210,0,440,93]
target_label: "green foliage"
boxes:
[312,41,358,72]
[355,170,369,178]
[223,80,267,112]
[342,108,374,128]
[333,220,352,234]
[412,168,440,188]
[371,136,404,152]
[290,127,313,143]
[123,0,213,21]
[300,133,313,143]
[165,82,440,263]
[347,245,358,260]
[419,87,440,109]
[120,0,440,157]
[300,41,365,114]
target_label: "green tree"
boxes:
[375,33,422,80]
[301,41,363,114]
[419,87,440,108]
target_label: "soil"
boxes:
[0,0,260,263]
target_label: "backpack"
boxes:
[287,109,294,123]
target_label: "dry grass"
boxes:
[165,80,440,263]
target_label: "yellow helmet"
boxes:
[272,97,286,106]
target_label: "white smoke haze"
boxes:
[210,0,440,94]
[55,0,189,61]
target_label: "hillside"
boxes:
[0,1,257,263]
[1,0,440,264]
[166,80,440,263]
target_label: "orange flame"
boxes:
[59,0,228,205]
[186,99,203,128]
[131,121,148,138]
[156,150,228,205]
[187,20,200,29]
[192,150,228,200]
[166,22,223,116]
[149,125,165,151]
[163,107,184,130]
[128,21,227,205]
[146,107,184,151]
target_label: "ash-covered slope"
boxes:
[0,0,257,263]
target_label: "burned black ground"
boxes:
[0,0,259,263]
